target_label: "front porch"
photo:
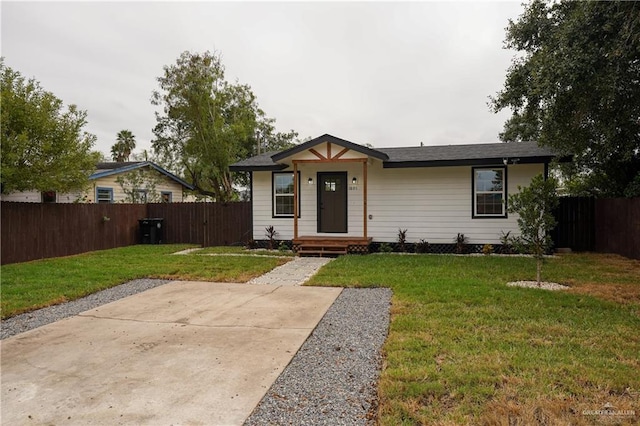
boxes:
[293,236,372,257]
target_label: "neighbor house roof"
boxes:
[91,162,194,190]
[230,134,566,171]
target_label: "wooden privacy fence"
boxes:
[552,197,596,252]
[553,197,640,259]
[1,202,251,265]
[595,198,640,260]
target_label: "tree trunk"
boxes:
[536,258,542,286]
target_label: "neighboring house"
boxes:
[0,161,194,203]
[230,133,566,252]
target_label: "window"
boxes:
[161,191,172,203]
[134,189,148,203]
[41,191,56,203]
[473,167,507,218]
[96,187,113,204]
[272,172,300,217]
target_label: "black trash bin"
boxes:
[139,218,164,244]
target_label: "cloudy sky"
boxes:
[2,1,525,157]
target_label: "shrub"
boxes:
[454,233,468,254]
[265,225,278,250]
[415,239,430,254]
[397,229,408,252]
[379,242,393,253]
[482,244,494,255]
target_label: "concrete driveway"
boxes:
[1,281,342,425]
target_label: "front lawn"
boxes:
[308,253,640,425]
[194,246,295,257]
[1,244,289,318]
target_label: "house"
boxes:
[230,134,564,254]
[0,161,194,203]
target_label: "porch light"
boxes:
[352,177,358,185]
[308,177,314,185]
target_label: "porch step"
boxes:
[297,244,348,257]
[293,237,372,257]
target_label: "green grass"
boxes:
[195,246,295,256]
[307,253,640,425]
[1,244,288,318]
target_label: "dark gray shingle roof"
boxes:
[230,140,563,171]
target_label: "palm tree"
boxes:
[111,130,136,162]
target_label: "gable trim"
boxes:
[271,134,389,162]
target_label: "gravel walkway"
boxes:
[244,287,392,426]
[0,278,171,340]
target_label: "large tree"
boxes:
[491,1,640,197]
[1,59,100,194]
[111,130,136,162]
[151,51,297,202]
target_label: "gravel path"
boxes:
[0,278,171,339]
[244,287,392,426]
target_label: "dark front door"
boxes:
[318,172,348,233]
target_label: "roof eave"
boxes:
[382,156,557,169]
[229,164,289,172]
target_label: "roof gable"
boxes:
[271,134,389,162]
[90,162,194,190]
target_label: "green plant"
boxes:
[454,233,468,254]
[278,241,289,252]
[482,244,494,255]
[498,230,515,254]
[397,229,408,252]
[415,239,430,254]
[508,174,560,285]
[265,225,278,250]
[378,242,393,253]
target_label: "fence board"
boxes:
[1,202,251,265]
[595,198,640,260]
[552,197,595,251]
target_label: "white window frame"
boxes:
[472,167,507,218]
[161,191,172,203]
[272,172,300,218]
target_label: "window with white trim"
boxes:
[273,172,299,217]
[161,191,172,203]
[96,187,113,204]
[134,189,148,203]
[473,167,506,218]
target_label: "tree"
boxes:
[151,50,297,202]
[115,168,163,203]
[491,1,640,197]
[508,174,559,286]
[1,59,100,194]
[111,130,136,162]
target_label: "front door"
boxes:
[318,172,347,233]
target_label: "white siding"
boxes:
[0,190,85,203]
[0,190,43,203]
[253,162,545,244]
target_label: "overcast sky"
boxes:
[2,1,525,157]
